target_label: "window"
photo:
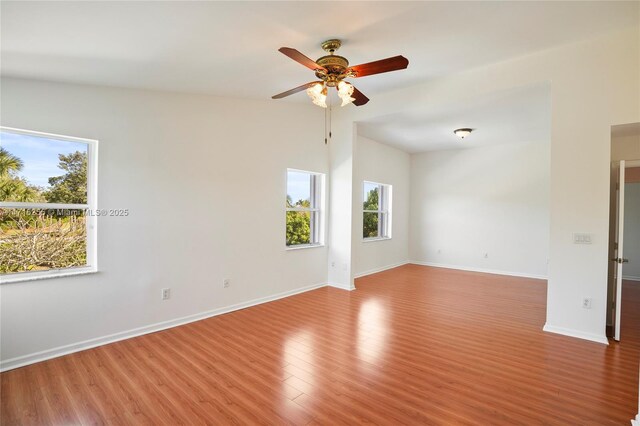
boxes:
[286,169,324,248]
[0,127,98,282]
[363,181,392,240]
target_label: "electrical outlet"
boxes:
[484,253,489,259]
[161,288,171,300]
[331,261,335,267]
[223,279,230,288]
[582,298,592,309]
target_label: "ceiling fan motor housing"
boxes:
[315,55,350,85]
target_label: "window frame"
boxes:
[0,126,99,283]
[363,180,392,241]
[285,168,325,250]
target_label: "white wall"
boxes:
[624,182,640,280]
[352,135,410,277]
[410,142,550,278]
[332,27,639,344]
[0,77,329,369]
[327,121,355,290]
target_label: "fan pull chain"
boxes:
[324,103,328,144]
[329,103,332,141]
[324,99,332,145]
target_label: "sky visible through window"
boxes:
[287,170,311,205]
[1,131,87,188]
[364,182,379,204]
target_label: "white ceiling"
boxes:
[1,1,637,102]
[357,83,551,153]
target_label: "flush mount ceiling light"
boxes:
[454,128,473,139]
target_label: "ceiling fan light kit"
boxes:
[272,39,409,108]
[306,82,328,108]
[337,81,356,106]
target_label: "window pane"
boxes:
[286,210,311,246]
[363,212,379,238]
[286,171,311,209]
[0,131,88,204]
[0,208,87,274]
[363,182,379,210]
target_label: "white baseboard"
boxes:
[0,282,328,372]
[622,275,640,282]
[632,414,639,426]
[353,261,409,279]
[410,261,547,280]
[328,282,356,291]
[543,324,609,345]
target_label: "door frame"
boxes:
[609,159,640,341]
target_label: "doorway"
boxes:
[608,122,640,341]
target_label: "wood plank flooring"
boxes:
[1,265,639,425]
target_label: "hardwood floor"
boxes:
[2,265,639,425]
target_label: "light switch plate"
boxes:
[573,233,593,244]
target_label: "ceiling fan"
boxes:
[272,39,409,108]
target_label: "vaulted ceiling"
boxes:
[2,1,637,102]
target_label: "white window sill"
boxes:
[363,237,392,243]
[286,243,325,251]
[0,266,98,284]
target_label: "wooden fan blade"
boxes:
[351,86,370,106]
[349,55,409,78]
[278,47,327,71]
[272,82,320,99]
